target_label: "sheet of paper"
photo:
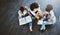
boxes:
[19,18,26,25]
[26,16,32,23]
[19,16,32,25]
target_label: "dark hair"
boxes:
[30,2,39,11]
[45,4,53,12]
[20,6,26,12]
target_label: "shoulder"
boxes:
[50,10,54,14]
[18,10,21,13]
[18,10,22,14]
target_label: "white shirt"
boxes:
[48,10,56,24]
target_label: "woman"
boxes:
[18,6,33,31]
[29,2,43,23]
[40,4,56,31]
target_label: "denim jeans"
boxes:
[29,22,32,26]
[40,21,47,30]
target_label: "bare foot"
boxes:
[29,26,32,31]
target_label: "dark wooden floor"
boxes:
[0,0,60,35]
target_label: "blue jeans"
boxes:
[40,21,47,30]
[29,22,32,26]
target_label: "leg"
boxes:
[29,22,32,31]
[40,21,47,30]
[40,23,46,30]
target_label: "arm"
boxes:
[18,10,22,19]
[49,10,56,24]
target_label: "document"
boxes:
[19,16,32,25]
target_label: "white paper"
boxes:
[37,20,43,25]
[19,18,26,25]
[19,16,32,25]
[26,16,32,23]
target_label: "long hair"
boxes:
[20,6,27,13]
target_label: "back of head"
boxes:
[45,4,53,12]
[30,2,39,11]
[19,6,27,13]
[20,6,27,12]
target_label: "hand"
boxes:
[45,12,49,15]
[29,14,32,16]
